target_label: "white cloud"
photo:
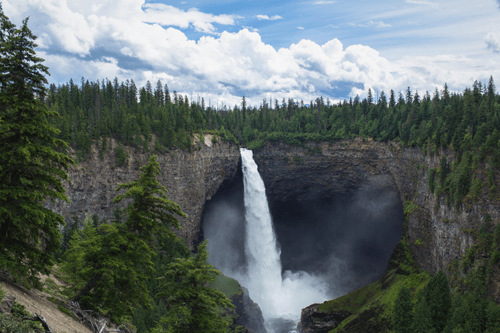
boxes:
[311,1,336,4]
[368,20,391,28]
[485,31,500,53]
[348,20,391,29]
[142,3,240,34]
[406,0,438,5]
[256,14,283,20]
[4,0,500,107]
[298,26,305,30]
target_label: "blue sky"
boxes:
[4,0,500,107]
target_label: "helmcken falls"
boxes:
[239,148,329,332]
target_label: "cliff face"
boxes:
[48,136,499,314]
[252,138,499,302]
[45,136,240,248]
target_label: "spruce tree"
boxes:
[154,240,234,333]
[422,270,451,332]
[393,286,413,333]
[413,297,437,333]
[0,6,73,287]
[485,301,500,333]
[71,155,185,321]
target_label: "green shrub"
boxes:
[428,168,437,193]
[0,303,43,332]
[116,144,129,167]
[461,247,475,273]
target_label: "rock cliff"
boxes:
[252,138,499,302]
[48,136,499,331]
[45,136,240,248]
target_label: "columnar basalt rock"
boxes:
[45,136,240,249]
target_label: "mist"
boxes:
[203,165,403,326]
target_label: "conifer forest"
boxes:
[1,4,500,333]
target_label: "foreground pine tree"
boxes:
[71,155,186,321]
[153,240,234,333]
[0,5,73,288]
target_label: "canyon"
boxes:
[48,135,500,331]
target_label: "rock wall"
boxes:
[252,138,499,302]
[45,136,240,248]
[48,136,500,301]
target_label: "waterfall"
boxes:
[240,148,329,328]
[241,148,283,319]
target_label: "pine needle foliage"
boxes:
[113,154,185,245]
[154,240,234,333]
[0,5,74,288]
[393,286,413,333]
[69,155,186,321]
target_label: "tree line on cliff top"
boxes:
[48,68,500,208]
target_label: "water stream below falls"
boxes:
[239,148,330,332]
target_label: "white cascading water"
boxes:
[240,148,329,328]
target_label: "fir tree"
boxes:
[485,301,500,333]
[424,270,451,332]
[413,298,437,333]
[71,155,186,321]
[393,286,413,333]
[0,6,74,288]
[154,240,234,333]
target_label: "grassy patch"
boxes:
[313,240,429,333]
[212,275,241,298]
[57,304,79,321]
[323,270,430,333]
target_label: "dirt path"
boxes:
[1,278,93,333]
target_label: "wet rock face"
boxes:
[297,303,351,333]
[253,140,400,203]
[48,137,500,302]
[45,137,240,249]
[254,139,500,302]
[230,287,267,333]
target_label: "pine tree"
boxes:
[413,297,437,333]
[424,270,451,332]
[0,6,74,288]
[72,155,186,321]
[59,217,97,297]
[154,240,234,333]
[485,301,500,333]
[393,286,413,333]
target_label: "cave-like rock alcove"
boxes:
[202,160,403,311]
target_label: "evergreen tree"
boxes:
[0,7,74,288]
[423,270,452,332]
[413,298,437,333]
[485,301,500,333]
[154,240,234,333]
[72,155,186,321]
[393,286,413,333]
[59,217,97,297]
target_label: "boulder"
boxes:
[0,295,16,314]
[297,303,351,333]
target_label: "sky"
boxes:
[4,0,500,107]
